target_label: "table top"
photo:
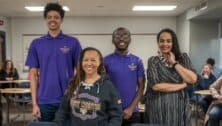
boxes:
[0,79,30,84]
[0,88,31,94]
[194,90,212,95]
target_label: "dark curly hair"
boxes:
[206,58,215,67]
[44,3,65,19]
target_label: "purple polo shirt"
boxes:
[25,31,82,104]
[104,52,145,112]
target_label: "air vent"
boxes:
[195,1,208,11]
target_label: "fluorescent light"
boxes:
[133,5,177,11]
[25,6,44,12]
[62,6,70,11]
[25,6,70,12]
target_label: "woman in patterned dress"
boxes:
[145,28,197,126]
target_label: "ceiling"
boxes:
[0,0,203,17]
[192,0,222,20]
[195,7,222,19]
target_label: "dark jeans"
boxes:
[208,105,222,126]
[186,85,194,98]
[38,103,60,122]
[122,112,141,126]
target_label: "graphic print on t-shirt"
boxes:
[70,93,101,120]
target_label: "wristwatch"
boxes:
[172,61,179,68]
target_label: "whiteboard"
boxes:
[22,34,158,71]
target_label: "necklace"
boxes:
[159,55,173,68]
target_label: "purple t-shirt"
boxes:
[104,52,145,112]
[25,31,82,104]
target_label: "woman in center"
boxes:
[55,47,122,126]
[145,28,197,126]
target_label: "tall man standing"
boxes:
[25,3,82,121]
[104,27,145,126]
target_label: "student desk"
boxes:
[194,90,212,126]
[194,90,211,95]
[0,88,31,124]
[0,79,30,89]
[0,80,30,84]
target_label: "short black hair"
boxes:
[112,27,131,42]
[206,58,215,66]
[43,3,65,19]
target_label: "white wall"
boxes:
[176,13,190,53]
[10,16,176,76]
[190,20,219,73]
[219,20,222,67]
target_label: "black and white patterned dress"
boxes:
[145,53,195,126]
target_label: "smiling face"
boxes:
[82,50,101,77]
[158,32,173,55]
[112,28,131,52]
[46,10,63,32]
[202,64,212,75]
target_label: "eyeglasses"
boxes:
[113,34,130,41]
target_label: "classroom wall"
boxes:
[219,20,222,66]
[176,0,222,73]
[9,16,176,77]
[190,19,219,73]
[7,15,222,77]
[176,12,190,53]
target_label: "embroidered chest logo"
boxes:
[60,46,70,54]
[128,63,137,71]
[70,93,101,120]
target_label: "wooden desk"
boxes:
[0,88,31,124]
[193,89,212,126]
[0,79,30,84]
[0,79,30,89]
[194,90,211,95]
[0,88,30,94]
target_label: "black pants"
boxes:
[122,112,141,126]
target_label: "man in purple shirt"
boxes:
[25,3,81,121]
[104,27,145,126]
